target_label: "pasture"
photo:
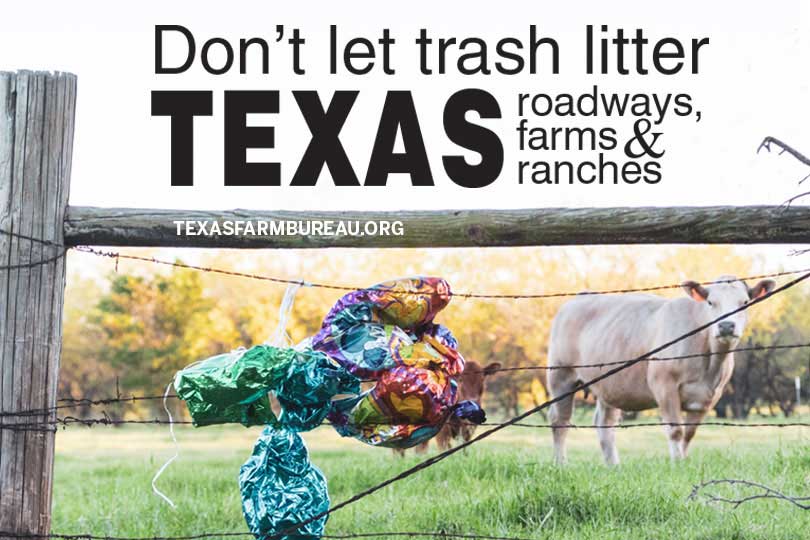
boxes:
[52,415,810,540]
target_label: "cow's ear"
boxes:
[482,362,502,376]
[748,279,776,300]
[682,280,709,302]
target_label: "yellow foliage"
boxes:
[60,244,810,416]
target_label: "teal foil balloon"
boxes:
[277,350,361,431]
[174,345,359,428]
[240,427,328,540]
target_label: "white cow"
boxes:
[548,276,775,465]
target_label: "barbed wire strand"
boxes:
[72,244,810,300]
[0,229,66,271]
[5,337,810,422]
[467,342,810,373]
[1,228,808,300]
[4,415,810,431]
[0,228,65,247]
[4,339,810,420]
[689,479,810,510]
[478,420,810,429]
[0,251,66,271]
[0,531,538,540]
[0,392,164,418]
[264,271,810,539]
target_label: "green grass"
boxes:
[53,419,810,540]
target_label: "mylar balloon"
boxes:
[240,427,329,540]
[173,277,487,539]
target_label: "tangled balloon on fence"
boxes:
[173,277,486,540]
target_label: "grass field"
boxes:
[52,416,810,540]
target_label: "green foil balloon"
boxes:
[174,345,359,428]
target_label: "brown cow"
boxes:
[395,359,502,456]
[435,360,503,450]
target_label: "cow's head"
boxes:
[454,359,502,440]
[457,360,501,402]
[682,275,775,349]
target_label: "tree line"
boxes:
[60,245,810,420]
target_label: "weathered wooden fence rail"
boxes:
[2,68,810,540]
[65,205,810,249]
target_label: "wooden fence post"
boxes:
[0,71,76,538]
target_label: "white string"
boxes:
[151,380,179,508]
[265,280,309,347]
[294,336,313,352]
[150,279,309,508]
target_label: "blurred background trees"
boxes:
[713,284,810,419]
[59,245,810,419]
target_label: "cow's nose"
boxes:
[718,321,736,336]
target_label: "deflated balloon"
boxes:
[174,345,359,428]
[276,350,360,431]
[314,277,484,448]
[312,277,453,378]
[173,276,489,538]
[240,427,328,540]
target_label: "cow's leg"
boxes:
[460,423,474,443]
[652,384,686,460]
[435,424,452,451]
[548,368,578,465]
[594,399,621,465]
[458,423,475,454]
[681,410,706,458]
[414,440,430,454]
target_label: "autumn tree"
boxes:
[92,266,213,410]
